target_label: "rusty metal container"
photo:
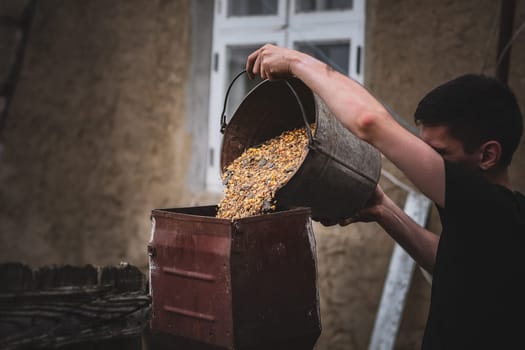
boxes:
[148,206,321,350]
[220,74,381,223]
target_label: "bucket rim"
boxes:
[220,77,318,175]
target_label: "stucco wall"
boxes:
[0,0,192,270]
[509,0,525,192]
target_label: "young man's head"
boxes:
[415,74,523,171]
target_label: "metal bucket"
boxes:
[220,72,381,222]
[148,206,321,350]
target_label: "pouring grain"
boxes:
[217,126,312,220]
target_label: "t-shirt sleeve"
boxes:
[443,160,491,216]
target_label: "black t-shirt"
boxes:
[422,160,525,349]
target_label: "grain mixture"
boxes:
[216,126,312,220]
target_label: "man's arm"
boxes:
[340,186,439,272]
[246,44,445,207]
[376,193,439,273]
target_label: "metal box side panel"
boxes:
[230,208,321,349]
[149,206,234,349]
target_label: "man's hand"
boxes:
[246,44,299,81]
[339,186,385,226]
[315,186,385,227]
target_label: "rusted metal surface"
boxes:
[220,77,381,222]
[148,206,321,349]
[149,206,233,348]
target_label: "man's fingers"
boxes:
[312,217,336,226]
[339,217,355,226]
[246,49,262,78]
[253,53,263,78]
[261,64,269,80]
[246,44,291,81]
[245,50,258,78]
[339,209,368,226]
[320,219,337,227]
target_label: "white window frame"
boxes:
[215,0,287,29]
[288,20,364,82]
[290,0,365,25]
[206,0,365,192]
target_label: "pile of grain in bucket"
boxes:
[216,126,313,220]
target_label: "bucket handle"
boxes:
[283,80,316,147]
[219,70,316,147]
[220,70,247,134]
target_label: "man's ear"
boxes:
[479,140,502,170]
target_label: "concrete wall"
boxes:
[0,1,523,350]
[509,0,525,192]
[0,0,193,270]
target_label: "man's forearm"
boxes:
[377,195,439,273]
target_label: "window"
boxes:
[207,0,365,191]
[294,40,351,75]
[296,0,353,12]
[227,0,279,16]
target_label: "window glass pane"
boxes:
[295,41,350,75]
[226,45,262,117]
[228,0,278,16]
[295,0,353,13]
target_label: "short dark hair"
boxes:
[414,74,523,167]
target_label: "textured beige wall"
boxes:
[509,0,525,193]
[0,0,192,270]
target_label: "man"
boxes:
[246,44,524,349]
